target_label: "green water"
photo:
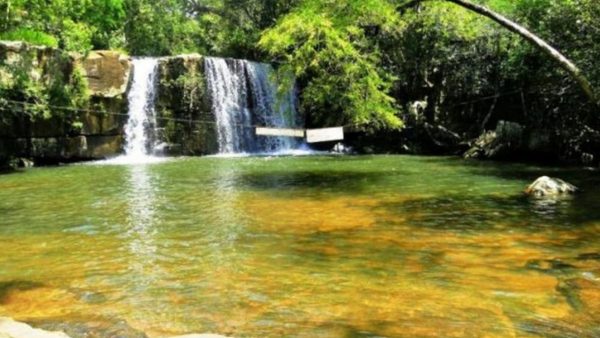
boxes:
[0,155,599,337]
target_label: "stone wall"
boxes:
[0,41,131,165]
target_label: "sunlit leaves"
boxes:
[260,0,403,129]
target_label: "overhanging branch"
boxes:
[397,0,599,107]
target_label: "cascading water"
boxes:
[246,61,298,152]
[205,57,300,154]
[122,58,159,161]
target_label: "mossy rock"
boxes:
[80,50,131,98]
[154,54,217,155]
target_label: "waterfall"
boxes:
[205,57,300,154]
[123,58,159,160]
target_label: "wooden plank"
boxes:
[305,127,344,143]
[255,127,305,138]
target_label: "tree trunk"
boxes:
[398,0,599,108]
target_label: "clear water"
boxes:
[0,155,599,337]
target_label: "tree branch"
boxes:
[398,0,600,108]
[186,1,227,18]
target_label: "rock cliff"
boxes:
[0,41,131,165]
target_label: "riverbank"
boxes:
[3,40,599,169]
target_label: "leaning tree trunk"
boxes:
[399,0,600,108]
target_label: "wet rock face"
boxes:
[155,55,218,155]
[525,176,578,197]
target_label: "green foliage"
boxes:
[260,0,403,129]
[123,0,205,56]
[0,50,89,122]
[0,0,125,52]
[0,28,58,47]
[60,19,95,53]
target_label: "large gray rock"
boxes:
[0,317,70,338]
[524,176,578,197]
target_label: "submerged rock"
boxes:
[0,317,70,338]
[524,176,578,197]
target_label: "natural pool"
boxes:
[0,155,599,337]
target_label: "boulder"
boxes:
[0,317,70,338]
[524,176,578,197]
[80,51,131,98]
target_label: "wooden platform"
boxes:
[255,126,344,143]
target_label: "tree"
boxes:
[260,0,404,129]
[398,0,599,107]
[0,0,125,52]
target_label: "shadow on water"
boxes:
[236,170,384,193]
[0,280,43,303]
[446,157,600,187]
[0,206,19,220]
[515,317,600,338]
[0,169,23,176]
[379,193,600,230]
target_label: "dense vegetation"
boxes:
[0,0,599,162]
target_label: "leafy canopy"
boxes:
[260,0,404,129]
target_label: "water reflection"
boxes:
[207,160,244,261]
[125,164,160,287]
[528,195,573,218]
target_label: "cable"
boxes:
[0,99,267,129]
